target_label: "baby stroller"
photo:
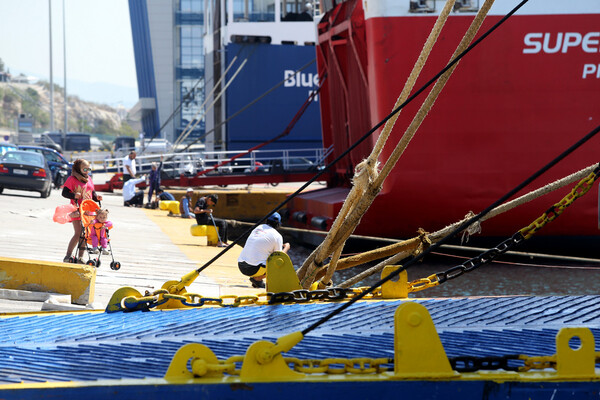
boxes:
[67,199,121,270]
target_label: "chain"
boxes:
[189,349,600,377]
[449,354,522,372]
[433,233,524,285]
[189,355,392,377]
[119,166,600,311]
[429,165,600,286]
[519,166,600,239]
[451,351,600,373]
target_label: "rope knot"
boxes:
[352,158,380,189]
[461,211,481,243]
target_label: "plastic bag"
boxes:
[53,204,78,224]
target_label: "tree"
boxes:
[0,58,4,72]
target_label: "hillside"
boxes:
[0,80,137,138]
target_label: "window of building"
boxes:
[233,0,275,22]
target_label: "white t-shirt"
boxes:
[123,155,136,176]
[238,224,283,266]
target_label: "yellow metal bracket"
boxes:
[556,327,596,378]
[105,286,143,313]
[381,265,408,299]
[240,331,305,381]
[165,343,221,380]
[394,302,458,378]
[266,251,301,293]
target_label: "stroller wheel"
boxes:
[95,259,101,268]
[110,261,121,271]
[86,260,95,266]
[69,256,77,263]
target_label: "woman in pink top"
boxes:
[61,159,102,263]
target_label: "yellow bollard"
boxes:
[190,224,219,246]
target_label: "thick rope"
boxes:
[297,0,457,286]
[339,162,598,287]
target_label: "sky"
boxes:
[0,0,138,108]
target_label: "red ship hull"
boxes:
[289,0,600,239]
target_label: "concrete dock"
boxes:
[0,179,318,313]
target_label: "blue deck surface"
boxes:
[1,295,599,384]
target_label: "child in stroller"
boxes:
[76,199,121,270]
[89,208,112,255]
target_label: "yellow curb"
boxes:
[0,257,95,305]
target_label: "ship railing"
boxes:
[100,147,330,178]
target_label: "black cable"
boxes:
[195,0,531,274]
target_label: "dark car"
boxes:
[18,145,72,188]
[0,151,52,198]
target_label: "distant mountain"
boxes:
[0,81,138,136]
[67,79,138,109]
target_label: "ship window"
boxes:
[408,0,435,13]
[453,0,479,12]
[281,0,315,21]
[233,0,275,22]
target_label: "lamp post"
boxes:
[49,0,54,132]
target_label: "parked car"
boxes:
[0,150,52,198]
[18,145,72,189]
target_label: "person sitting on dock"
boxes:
[180,188,195,219]
[237,212,290,289]
[123,175,146,207]
[156,187,175,201]
[193,194,229,247]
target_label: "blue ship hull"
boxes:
[224,43,322,152]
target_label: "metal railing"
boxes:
[101,146,332,178]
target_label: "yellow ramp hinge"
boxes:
[394,302,458,378]
[266,251,301,293]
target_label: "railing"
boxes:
[101,146,332,178]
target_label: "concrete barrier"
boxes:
[0,257,96,305]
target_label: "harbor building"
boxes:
[128,0,322,153]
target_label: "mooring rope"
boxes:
[297,0,458,285]
[193,0,531,278]
[300,0,496,289]
[339,162,599,287]
[303,116,600,335]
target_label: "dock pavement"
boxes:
[0,180,314,313]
